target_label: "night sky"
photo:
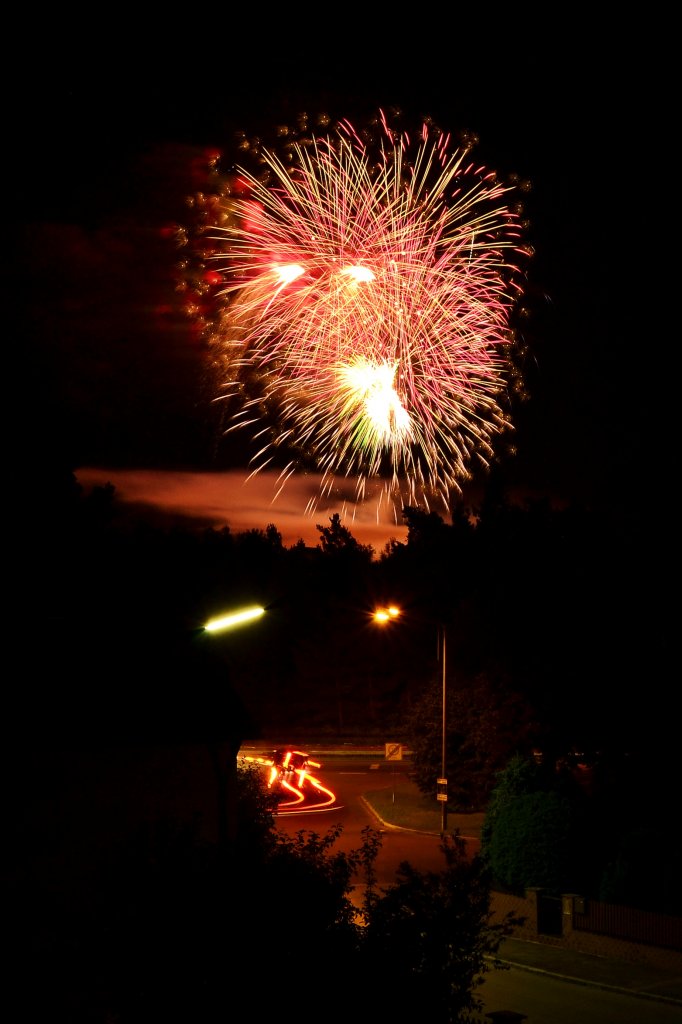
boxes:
[14,24,672,541]
[8,33,679,1009]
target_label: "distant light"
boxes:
[204,605,265,632]
[373,605,401,623]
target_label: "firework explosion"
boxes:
[185,109,531,514]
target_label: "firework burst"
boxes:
[188,109,531,513]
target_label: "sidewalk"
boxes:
[492,936,682,1006]
[347,885,682,1006]
[262,743,682,1004]
[356,772,682,1007]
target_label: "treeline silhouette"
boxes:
[14,462,671,770]
[7,462,679,1023]
[12,462,677,888]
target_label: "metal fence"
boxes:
[573,899,682,952]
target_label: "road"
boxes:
[273,755,454,884]
[275,754,682,1024]
[475,963,682,1024]
[22,744,679,1023]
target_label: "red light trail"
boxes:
[240,748,339,814]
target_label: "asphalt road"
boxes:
[273,755,460,883]
[15,743,681,1023]
[472,960,682,1024]
[274,753,682,1024]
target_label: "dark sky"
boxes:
[15,24,672,527]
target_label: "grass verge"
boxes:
[363,782,485,837]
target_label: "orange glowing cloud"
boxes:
[76,467,408,553]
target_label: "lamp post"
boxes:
[438,623,448,834]
[373,606,449,833]
[202,603,266,852]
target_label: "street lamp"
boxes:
[438,623,447,834]
[202,603,266,851]
[204,605,265,633]
[373,606,449,833]
[373,605,401,624]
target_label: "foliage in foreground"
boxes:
[17,766,521,1024]
[360,832,523,1022]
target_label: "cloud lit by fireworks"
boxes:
[184,109,531,514]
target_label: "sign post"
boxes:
[385,743,403,804]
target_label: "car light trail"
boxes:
[240,748,338,813]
